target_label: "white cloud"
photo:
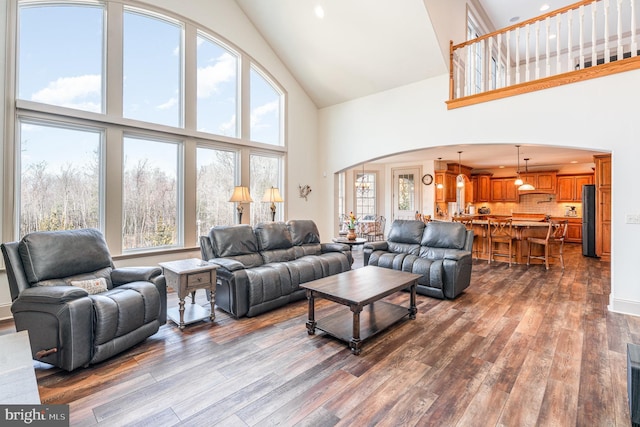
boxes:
[250,100,279,128]
[218,114,236,136]
[31,74,101,112]
[197,52,235,98]
[157,97,178,110]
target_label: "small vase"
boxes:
[346,229,356,240]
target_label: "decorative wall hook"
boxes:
[298,184,312,201]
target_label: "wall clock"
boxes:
[421,174,433,185]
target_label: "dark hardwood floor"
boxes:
[1,244,634,426]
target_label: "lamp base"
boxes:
[237,212,243,224]
[270,211,276,222]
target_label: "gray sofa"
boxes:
[364,220,473,299]
[1,228,166,371]
[199,219,352,318]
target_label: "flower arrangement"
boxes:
[347,211,358,230]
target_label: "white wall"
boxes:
[319,69,640,316]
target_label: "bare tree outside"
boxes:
[196,147,237,237]
[122,137,178,250]
[19,123,100,237]
[250,154,281,223]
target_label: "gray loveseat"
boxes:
[200,219,352,318]
[1,228,167,371]
[364,220,473,299]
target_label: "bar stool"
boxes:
[527,220,568,270]
[488,217,516,266]
[453,216,481,259]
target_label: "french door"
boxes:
[392,167,421,220]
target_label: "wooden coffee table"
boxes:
[300,266,420,355]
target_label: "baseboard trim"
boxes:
[609,297,640,317]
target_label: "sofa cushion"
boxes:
[209,225,263,269]
[19,228,113,285]
[387,220,425,245]
[34,266,114,289]
[255,222,293,251]
[421,222,467,249]
[288,220,321,245]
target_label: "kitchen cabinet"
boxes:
[519,171,557,193]
[471,174,491,203]
[594,154,611,261]
[490,178,518,202]
[435,171,457,203]
[556,174,594,202]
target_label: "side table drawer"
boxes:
[187,272,211,287]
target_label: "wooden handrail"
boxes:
[452,0,598,51]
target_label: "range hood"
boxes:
[518,188,556,195]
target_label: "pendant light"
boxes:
[518,158,535,191]
[514,145,524,186]
[355,163,370,195]
[456,151,464,188]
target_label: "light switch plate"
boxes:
[626,214,640,224]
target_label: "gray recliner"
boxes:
[1,228,167,371]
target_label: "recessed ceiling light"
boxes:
[540,4,550,12]
[549,34,557,40]
[509,16,520,23]
[314,5,324,19]
[570,160,578,164]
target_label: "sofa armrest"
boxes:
[364,241,388,251]
[111,266,162,285]
[443,249,472,262]
[321,242,349,253]
[209,258,245,272]
[15,285,88,304]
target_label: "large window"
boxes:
[19,120,102,236]
[196,146,237,235]
[18,3,104,112]
[123,9,183,127]
[122,136,180,250]
[355,172,376,219]
[12,1,286,252]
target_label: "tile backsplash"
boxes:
[472,193,582,217]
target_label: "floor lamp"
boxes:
[262,187,283,221]
[229,186,253,224]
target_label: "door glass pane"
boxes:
[397,173,415,211]
[18,4,104,113]
[123,9,182,127]
[123,136,179,250]
[197,33,238,137]
[19,121,101,236]
[196,147,237,235]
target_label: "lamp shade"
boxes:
[229,186,253,203]
[262,187,284,203]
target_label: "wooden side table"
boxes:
[159,258,218,330]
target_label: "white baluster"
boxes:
[604,0,610,63]
[556,15,562,74]
[506,30,511,86]
[488,36,493,90]
[629,0,638,57]
[545,16,551,77]
[525,24,531,82]
[497,32,502,88]
[632,0,638,57]
[567,8,574,71]
[579,5,585,69]
[618,0,623,59]
[480,38,486,93]
[535,20,540,80]
[515,26,521,84]
[592,3,598,66]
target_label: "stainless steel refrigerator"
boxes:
[582,184,597,257]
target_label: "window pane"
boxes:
[123,136,179,250]
[397,173,415,211]
[250,67,281,145]
[250,154,282,223]
[18,4,104,113]
[19,121,101,236]
[123,10,182,127]
[196,147,237,235]
[197,34,238,137]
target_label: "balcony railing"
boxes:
[447,0,640,109]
